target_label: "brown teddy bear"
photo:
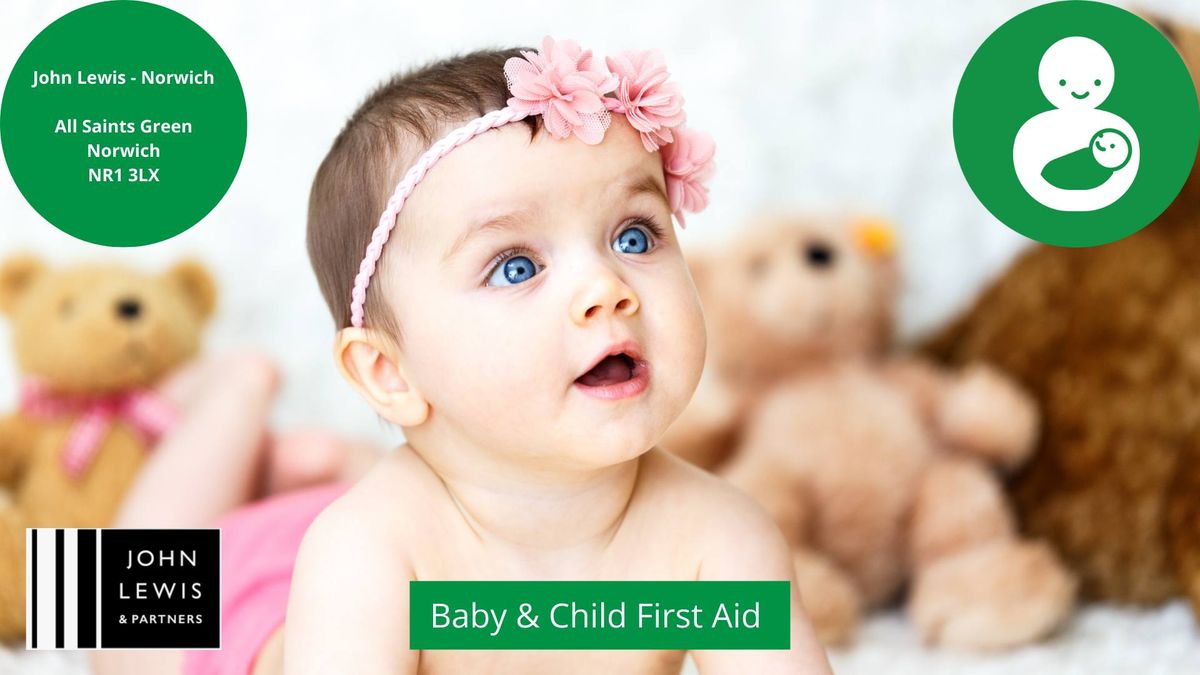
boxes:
[0,254,215,639]
[923,16,1200,619]
[665,215,1076,648]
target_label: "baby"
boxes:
[1040,127,1133,190]
[291,38,829,674]
[99,38,831,675]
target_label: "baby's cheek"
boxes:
[414,318,548,438]
[656,274,707,407]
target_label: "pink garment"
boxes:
[182,483,347,675]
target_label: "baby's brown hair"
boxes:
[306,47,539,338]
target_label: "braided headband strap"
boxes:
[347,36,715,329]
[349,107,526,327]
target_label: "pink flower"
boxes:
[605,50,687,152]
[504,36,619,145]
[660,126,715,226]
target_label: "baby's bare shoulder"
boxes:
[304,445,454,553]
[638,448,763,513]
[634,449,793,579]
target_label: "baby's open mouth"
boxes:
[1071,90,1090,99]
[576,353,637,387]
[573,343,651,400]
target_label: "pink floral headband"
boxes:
[348,36,716,328]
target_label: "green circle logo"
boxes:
[1,1,247,247]
[954,0,1199,247]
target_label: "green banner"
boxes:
[409,581,790,650]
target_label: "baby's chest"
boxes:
[413,512,699,582]
[416,543,696,585]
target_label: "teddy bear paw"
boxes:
[908,539,1076,650]
[794,550,862,646]
[939,365,1039,470]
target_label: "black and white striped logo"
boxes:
[26,529,97,650]
[26,528,219,650]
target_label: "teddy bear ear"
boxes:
[1147,16,1200,201]
[0,254,47,316]
[1144,13,1200,89]
[165,260,217,322]
[851,218,897,260]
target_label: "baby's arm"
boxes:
[284,496,417,674]
[693,490,832,675]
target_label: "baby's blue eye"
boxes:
[488,255,539,286]
[613,225,652,254]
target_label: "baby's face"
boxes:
[1038,36,1114,110]
[382,116,706,469]
[1091,129,1130,170]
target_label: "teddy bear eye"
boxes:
[804,241,836,269]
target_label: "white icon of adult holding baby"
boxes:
[1013,36,1139,211]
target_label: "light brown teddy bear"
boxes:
[0,254,215,639]
[665,215,1077,648]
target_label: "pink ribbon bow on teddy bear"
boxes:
[19,378,178,480]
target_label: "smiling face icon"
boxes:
[1091,128,1131,170]
[1038,36,1115,109]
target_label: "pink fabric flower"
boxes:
[504,36,618,145]
[605,50,687,152]
[500,36,716,225]
[661,126,715,226]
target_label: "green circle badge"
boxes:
[1,1,247,246]
[954,1,1199,247]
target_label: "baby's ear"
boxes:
[164,260,217,322]
[334,328,430,427]
[0,254,46,316]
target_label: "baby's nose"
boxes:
[570,272,639,326]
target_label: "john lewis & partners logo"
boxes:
[26,528,219,650]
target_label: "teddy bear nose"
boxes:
[116,298,142,321]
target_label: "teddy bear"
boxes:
[922,15,1200,620]
[663,214,1077,648]
[662,215,901,470]
[0,254,215,640]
